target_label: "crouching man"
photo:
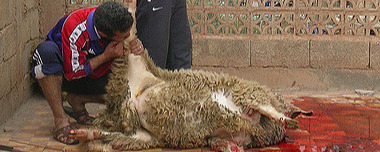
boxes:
[31,1,143,144]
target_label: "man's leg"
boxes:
[136,0,171,69]
[62,73,108,124]
[65,93,105,125]
[66,94,105,110]
[37,75,78,144]
[166,0,192,70]
[32,41,78,144]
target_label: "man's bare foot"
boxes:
[69,129,101,141]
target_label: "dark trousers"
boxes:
[31,41,108,95]
[136,0,192,70]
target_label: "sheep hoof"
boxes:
[285,119,299,129]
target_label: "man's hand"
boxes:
[129,38,144,55]
[103,41,124,60]
[88,41,123,71]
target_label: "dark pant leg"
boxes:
[62,73,109,95]
[31,41,64,79]
[136,0,171,69]
[32,41,108,95]
[137,0,192,70]
[166,0,192,70]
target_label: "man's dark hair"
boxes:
[93,1,133,38]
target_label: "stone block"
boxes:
[325,69,380,90]
[10,54,23,88]
[193,66,380,91]
[21,9,40,40]
[39,0,66,35]
[18,13,31,44]
[21,75,32,99]
[29,9,40,39]
[0,94,11,125]
[0,29,4,61]
[25,0,37,10]
[310,39,369,69]
[9,86,22,113]
[192,37,250,67]
[0,61,11,99]
[193,66,329,91]
[370,41,380,69]
[251,37,309,68]
[0,1,15,29]
[2,23,17,61]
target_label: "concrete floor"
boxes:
[0,92,379,152]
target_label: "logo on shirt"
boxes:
[152,6,163,11]
[88,48,96,55]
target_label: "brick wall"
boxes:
[192,36,380,91]
[0,0,42,125]
[39,0,66,37]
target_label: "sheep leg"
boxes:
[106,129,162,151]
[274,93,313,119]
[208,137,244,152]
[69,128,105,141]
[72,128,161,151]
[254,104,299,129]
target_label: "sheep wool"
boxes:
[82,48,312,152]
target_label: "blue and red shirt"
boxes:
[47,7,111,80]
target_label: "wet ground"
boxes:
[0,92,379,152]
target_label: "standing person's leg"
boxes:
[136,0,171,69]
[32,41,78,144]
[166,0,192,70]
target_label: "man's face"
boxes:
[99,27,131,43]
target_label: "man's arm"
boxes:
[89,38,144,72]
[88,41,124,71]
